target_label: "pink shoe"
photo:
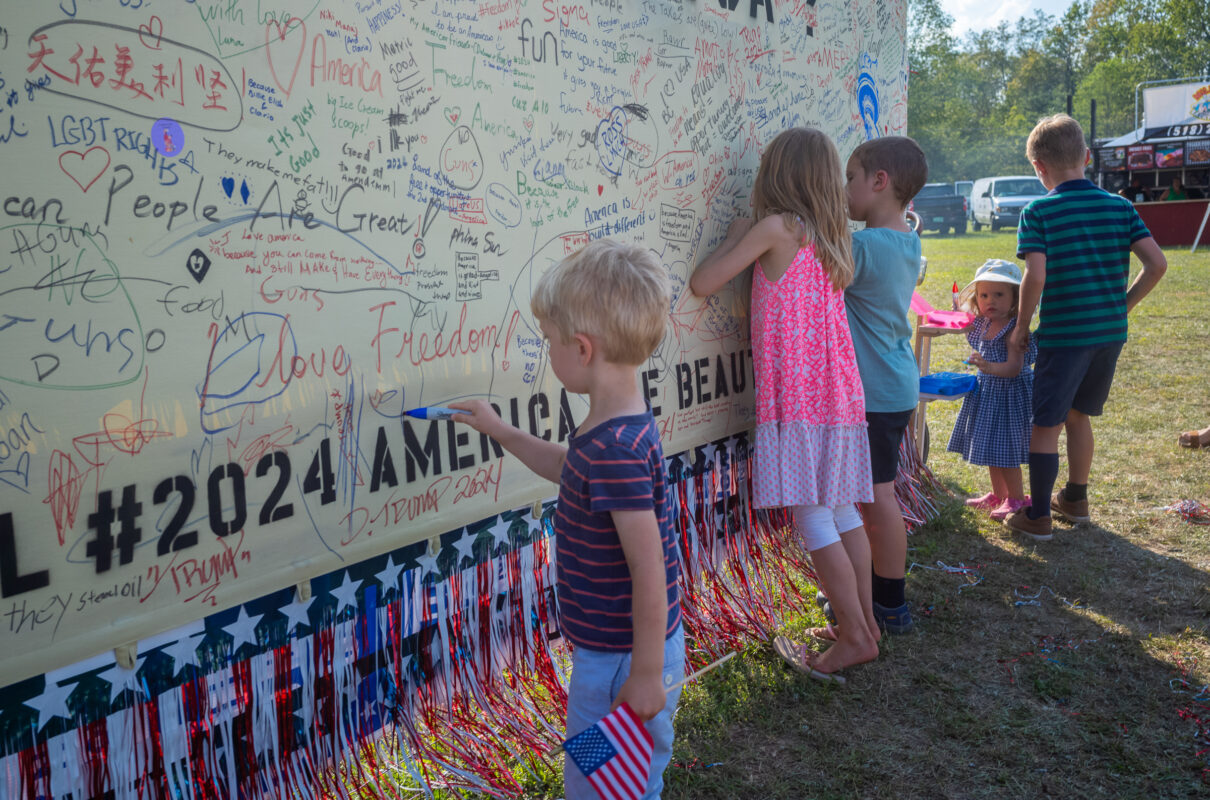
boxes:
[965,492,1001,510]
[990,497,1030,521]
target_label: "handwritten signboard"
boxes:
[0,0,906,688]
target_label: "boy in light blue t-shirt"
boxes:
[840,136,928,635]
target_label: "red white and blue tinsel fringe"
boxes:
[0,432,940,798]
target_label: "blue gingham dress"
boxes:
[946,316,1036,467]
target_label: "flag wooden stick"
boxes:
[546,651,736,758]
[664,650,736,694]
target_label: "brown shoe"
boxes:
[1050,489,1090,524]
[1005,509,1053,542]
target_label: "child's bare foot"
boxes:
[773,636,847,684]
[808,623,839,642]
[808,616,881,645]
[865,612,881,643]
[805,634,879,675]
[813,598,883,645]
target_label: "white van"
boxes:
[970,175,1048,231]
[954,180,974,221]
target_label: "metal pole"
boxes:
[1192,202,1210,255]
[1090,99,1098,182]
[1135,82,1141,136]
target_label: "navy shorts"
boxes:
[867,409,914,484]
[1032,343,1124,427]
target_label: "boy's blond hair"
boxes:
[850,136,928,206]
[1027,114,1086,170]
[531,238,670,365]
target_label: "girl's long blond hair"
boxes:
[751,127,854,290]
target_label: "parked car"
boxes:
[970,175,1047,231]
[909,183,967,235]
[954,180,973,220]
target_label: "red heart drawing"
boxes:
[266,17,306,97]
[138,15,163,50]
[59,147,111,193]
[597,185,604,196]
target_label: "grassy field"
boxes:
[404,230,1208,800]
[654,230,1210,800]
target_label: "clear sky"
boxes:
[939,0,1078,37]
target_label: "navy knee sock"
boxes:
[1027,452,1059,519]
[872,572,905,609]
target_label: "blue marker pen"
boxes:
[404,406,469,421]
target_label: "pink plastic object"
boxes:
[910,292,974,329]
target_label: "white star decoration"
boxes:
[415,545,441,577]
[329,571,363,613]
[96,655,150,704]
[375,555,405,594]
[452,528,479,565]
[161,631,205,675]
[488,517,513,551]
[280,595,314,633]
[25,677,78,731]
[222,606,264,651]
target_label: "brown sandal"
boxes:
[772,635,846,684]
[1179,430,1209,449]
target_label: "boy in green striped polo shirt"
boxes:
[1005,114,1167,542]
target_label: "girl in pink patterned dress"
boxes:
[690,128,877,679]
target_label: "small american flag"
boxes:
[562,702,653,800]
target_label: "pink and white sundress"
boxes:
[750,241,873,508]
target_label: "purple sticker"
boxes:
[151,118,185,158]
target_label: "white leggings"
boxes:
[793,503,864,551]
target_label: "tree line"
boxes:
[907,0,1210,182]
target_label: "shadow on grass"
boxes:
[662,495,1210,800]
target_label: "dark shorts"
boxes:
[866,409,914,484]
[1032,342,1124,427]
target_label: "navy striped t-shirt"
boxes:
[555,411,681,652]
[1017,179,1152,348]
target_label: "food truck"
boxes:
[1095,77,1210,246]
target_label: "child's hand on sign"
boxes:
[447,399,504,438]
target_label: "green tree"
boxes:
[906,0,1205,182]
[1163,0,1210,77]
